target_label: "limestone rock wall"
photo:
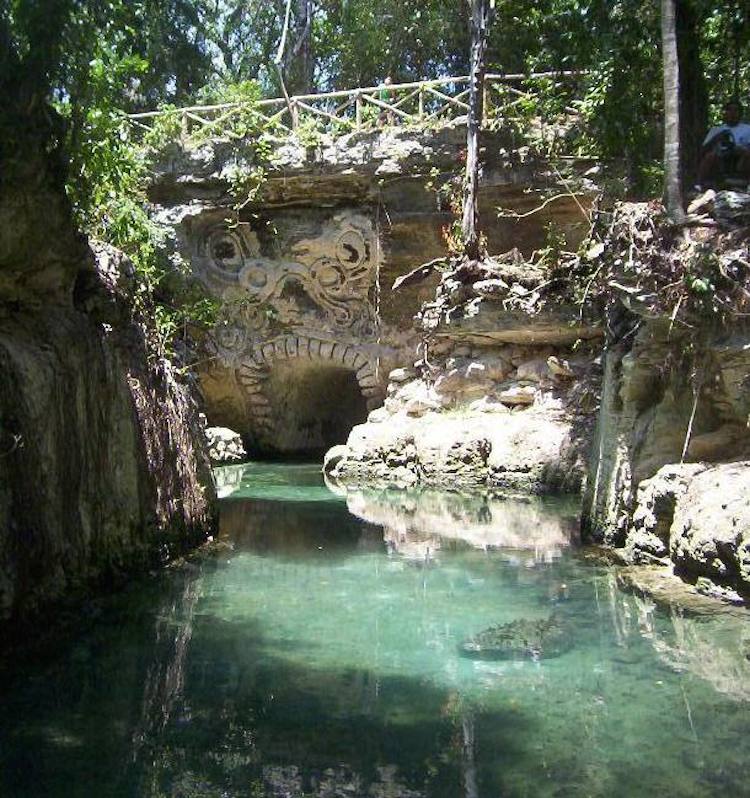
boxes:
[0,106,215,629]
[324,269,602,493]
[583,318,750,601]
[0,255,216,626]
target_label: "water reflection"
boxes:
[603,582,750,704]
[1,464,749,798]
[330,482,580,565]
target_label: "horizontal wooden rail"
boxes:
[125,71,587,144]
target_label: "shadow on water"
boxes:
[0,561,531,798]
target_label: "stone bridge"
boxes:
[148,119,596,456]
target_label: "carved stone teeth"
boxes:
[295,336,309,358]
[247,395,269,408]
[358,373,380,388]
[356,362,374,380]
[319,341,335,359]
[261,343,275,361]
[342,348,361,368]
[273,339,287,356]
[308,339,322,357]
[240,367,265,381]
[330,343,343,363]
[351,353,368,370]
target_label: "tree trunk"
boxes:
[285,0,314,94]
[676,0,707,184]
[462,0,491,260]
[662,0,686,221]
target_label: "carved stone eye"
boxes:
[312,259,344,290]
[239,259,269,291]
[336,229,366,267]
[209,232,244,273]
[213,240,235,261]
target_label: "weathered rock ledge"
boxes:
[619,461,750,604]
[581,201,750,603]
[325,258,601,494]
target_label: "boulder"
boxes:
[388,367,415,384]
[547,355,575,378]
[498,383,537,405]
[516,358,552,384]
[624,463,706,563]
[670,462,750,593]
[323,443,349,474]
[205,426,247,463]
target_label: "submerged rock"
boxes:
[459,616,573,661]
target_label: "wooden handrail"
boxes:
[126,71,585,120]
[123,69,588,151]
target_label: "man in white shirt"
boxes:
[697,100,750,187]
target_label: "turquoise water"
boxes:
[2,464,749,798]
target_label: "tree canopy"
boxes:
[4,0,748,177]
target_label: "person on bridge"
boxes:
[378,76,395,127]
[696,99,750,189]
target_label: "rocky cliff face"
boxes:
[581,202,750,603]
[583,319,750,602]
[324,253,602,493]
[0,103,215,629]
[148,126,594,456]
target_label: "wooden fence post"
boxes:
[290,99,299,130]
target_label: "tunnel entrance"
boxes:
[256,361,369,458]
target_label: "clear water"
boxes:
[2,464,749,798]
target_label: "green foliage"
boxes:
[315,0,469,89]
[60,42,219,356]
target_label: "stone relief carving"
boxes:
[195,211,388,427]
[195,211,378,351]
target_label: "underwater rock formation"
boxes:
[460,616,573,660]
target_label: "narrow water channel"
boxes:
[2,464,749,797]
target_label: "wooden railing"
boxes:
[126,71,584,142]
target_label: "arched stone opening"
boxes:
[258,362,368,457]
[237,335,384,458]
